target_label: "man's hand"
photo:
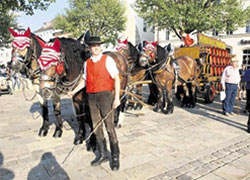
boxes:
[112,98,120,109]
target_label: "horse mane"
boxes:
[49,37,86,82]
[30,33,44,60]
[128,42,140,63]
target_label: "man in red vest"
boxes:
[180,30,194,47]
[68,36,120,171]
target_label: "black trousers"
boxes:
[88,91,118,144]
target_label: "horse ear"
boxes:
[35,36,46,48]
[83,30,91,46]
[24,27,31,37]
[53,38,61,52]
[136,42,142,52]
[165,43,171,52]
[145,40,150,45]
[8,27,18,37]
[152,41,159,47]
[123,39,128,44]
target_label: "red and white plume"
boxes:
[143,41,158,51]
[38,38,61,71]
[9,27,31,50]
[116,38,128,51]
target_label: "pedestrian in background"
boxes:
[239,64,246,100]
[243,68,250,113]
[221,57,241,116]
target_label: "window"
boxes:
[143,22,147,32]
[246,22,250,33]
[243,49,250,69]
[166,30,170,40]
[226,30,233,35]
[212,29,218,36]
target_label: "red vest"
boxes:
[183,34,194,46]
[86,55,114,93]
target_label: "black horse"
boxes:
[9,28,94,148]
[37,36,97,149]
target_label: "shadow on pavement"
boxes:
[0,152,15,180]
[28,152,70,180]
[181,97,248,132]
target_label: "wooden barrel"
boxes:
[213,55,216,65]
[212,47,216,55]
[225,50,229,57]
[213,65,217,76]
[207,54,211,64]
[218,66,221,76]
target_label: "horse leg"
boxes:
[52,94,63,138]
[135,84,143,110]
[182,84,189,107]
[190,83,197,108]
[73,96,86,145]
[153,88,163,113]
[38,99,50,137]
[166,83,174,114]
[147,83,158,106]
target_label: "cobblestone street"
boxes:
[0,89,250,180]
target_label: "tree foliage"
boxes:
[135,0,250,39]
[54,0,126,44]
[0,0,55,47]
[0,12,17,47]
[0,0,56,15]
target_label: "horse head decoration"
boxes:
[139,41,159,67]
[9,27,46,79]
[116,39,140,72]
[38,38,64,99]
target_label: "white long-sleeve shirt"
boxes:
[82,53,119,80]
[221,66,241,89]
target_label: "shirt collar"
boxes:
[91,53,103,63]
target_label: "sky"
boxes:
[17,0,136,32]
[17,0,69,31]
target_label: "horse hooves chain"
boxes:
[38,128,48,137]
[53,129,63,138]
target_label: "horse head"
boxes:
[139,41,158,67]
[38,38,63,99]
[39,36,87,99]
[9,27,45,78]
[116,39,139,71]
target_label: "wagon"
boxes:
[174,33,233,103]
[0,76,12,95]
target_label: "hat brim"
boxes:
[87,41,104,45]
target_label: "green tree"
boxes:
[135,0,249,39]
[1,0,56,15]
[54,0,126,44]
[0,0,55,47]
[0,12,17,47]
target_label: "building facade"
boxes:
[156,0,250,68]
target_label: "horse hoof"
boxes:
[153,107,159,112]
[74,137,83,145]
[38,128,48,137]
[115,124,122,128]
[53,129,62,138]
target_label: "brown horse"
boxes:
[116,40,158,110]
[139,41,201,114]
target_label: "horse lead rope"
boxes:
[62,93,127,165]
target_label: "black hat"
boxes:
[87,36,103,45]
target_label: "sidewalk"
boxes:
[0,90,250,180]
